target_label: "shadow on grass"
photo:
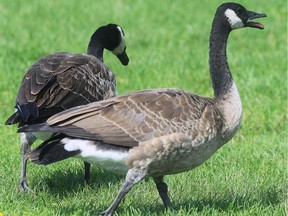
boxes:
[52,184,284,215]
[30,165,284,215]
[170,186,284,214]
[32,166,123,197]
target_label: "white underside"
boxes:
[62,138,129,175]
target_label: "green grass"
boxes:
[0,0,287,215]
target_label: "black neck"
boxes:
[87,40,104,63]
[209,18,233,98]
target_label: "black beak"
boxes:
[117,50,129,66]
[246,10,267,29]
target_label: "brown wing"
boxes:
[9,52,116,125]
[43,89,224,147]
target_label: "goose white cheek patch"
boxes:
[113,26,126,55]
[113,39,126,55]
[225,9,244,29]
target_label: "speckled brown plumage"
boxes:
[44,89,223,146]
[11,52,116,125]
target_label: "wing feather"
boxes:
[11,52,116,125]
[37,89,224,148]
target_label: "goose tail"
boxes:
[27,134,80,165]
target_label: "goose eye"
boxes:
[237,7,244,15]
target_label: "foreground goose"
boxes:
[6,23,129,191]
[19,3,266,215]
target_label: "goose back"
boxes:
[12,52,116,125]
[22,89,224,149]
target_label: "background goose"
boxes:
[6,23,129,191]
[18,3,266,215]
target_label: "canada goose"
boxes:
[6,23,129,191]
[18,3,266,215]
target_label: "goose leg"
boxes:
[19,132,36,191]
[84,161,91,183]
[153,176,172,209]
[100,168,147,216]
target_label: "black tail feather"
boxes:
[27,134,80,165]
[5,112,21,125]
[18,123,53,133]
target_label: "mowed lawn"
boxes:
[0,0,286,215]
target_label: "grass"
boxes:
[0,0,287,215]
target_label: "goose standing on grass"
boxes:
[6,23,129,191]
[18,3,266,215]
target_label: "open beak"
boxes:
[117,50,129,66]
[246,10,267,29]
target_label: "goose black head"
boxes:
[219,2,266,30]
[89,23,129,66]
